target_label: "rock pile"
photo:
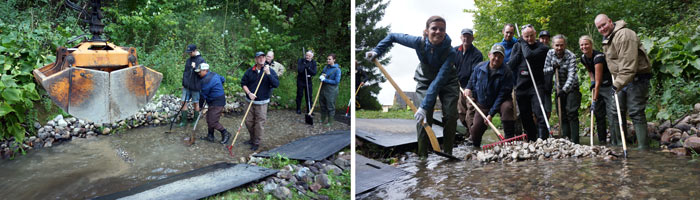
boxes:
[248,152,351,199]
[463,138,618,163]
[656,103,700,156]
[1,94,251,159]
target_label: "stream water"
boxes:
[359,144,700,199]
[0,110,349,199]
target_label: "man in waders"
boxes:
[595,14,652,149]
[544,34,581,144]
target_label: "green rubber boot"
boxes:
[192,111,200,126]
[178,111,188,127]
[561,122,571,140]
[325,116,333,127]
[634,123,649,150]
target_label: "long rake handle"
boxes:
[590,99,595,146]
[373,59,441,152]
[515,23,552,134]
[308,82,323,115]
[229,71,267,147]
[611,75,628,157]
[458,87,504,140]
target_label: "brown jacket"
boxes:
[602,20,652,89]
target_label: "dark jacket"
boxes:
[372,33,457,110]
[241,64,280,102]
[467,61,513,116]
[454,45,483,88]
[508,39,550,94]
[199,72,226,107]
[183,54,205,90]
[581,50,613,87]
[297,58,317,87]
[321,64,342,85]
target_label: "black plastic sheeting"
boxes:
[356,118,444,147]
[355,154,408,195]
[254,130,350,161]
[93,163,277,200]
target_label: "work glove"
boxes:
[611,85,618,94]
[553,63,560,70]
[556,90,567,99]
[264,64,271,75]
[319,74,326,82]
[414,107,427,124]
[590,81,596,91]
[365,51,377,61]
[590,100,597,112]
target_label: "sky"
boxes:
[374,0,477,105]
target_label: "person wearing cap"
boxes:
[318,53,342,126]
[544,34,581,144]
[508,24,551,141]
[365,16,459,157]
[265,51,286,76]
[241,51,280,151]
[454,28,483,140]
[595,14,652,149]
[296,51,317,114]
[464,44,514,148]
[180,44,205,127]
[197,63,231,144]
[539,30,551,47]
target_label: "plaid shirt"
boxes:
[543,49,578,93]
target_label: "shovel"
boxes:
[610,75,628,158]
[185,102,207,146]
[306,81,323,125]
[228,70,266,157]
[372,59,461,161]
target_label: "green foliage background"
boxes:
[467,0,700,124]
[0,0,350,144]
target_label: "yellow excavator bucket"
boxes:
[33,41,162,124]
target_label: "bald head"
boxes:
[522,26,537,45]
[594,14,614,37]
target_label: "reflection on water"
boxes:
[361,145,700,199]
[0,110,348,199]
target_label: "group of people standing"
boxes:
[366,13,651,157]
[178,46,341,151]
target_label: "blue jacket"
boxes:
[499,37,517,64]
[372,33,456,110]
[467,61,513,116]
[297,58,317,87]
[241,65,280,102]
[321,64,341,85]
[199,72,226,106]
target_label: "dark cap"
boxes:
[539,30,550,38]
[489,44,505,56]
[255,51,265,57]
[461,28,474,35]
[185,44,197,53]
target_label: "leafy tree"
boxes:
[354,0,390,110]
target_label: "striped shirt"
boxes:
[543,49,579,92]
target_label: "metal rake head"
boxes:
[481,133,528,150]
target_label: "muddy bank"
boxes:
[0,109,349,199]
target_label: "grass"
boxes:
[206,154,350,200]
[356,109,413,119]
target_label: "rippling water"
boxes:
[360,145,700,199]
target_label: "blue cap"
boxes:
[255,51,265,57]
[185,44,197,53]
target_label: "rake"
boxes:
[228,69,266,157]
[458,87,527,149]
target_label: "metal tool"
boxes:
[306,82,323,125]
[166,99,188,133]
[611,75,628,158]
[460,88,528,149]
[185,103,206,146]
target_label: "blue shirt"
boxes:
[321,64,341,85]
[372,33,456,110]
[199,72,226,106]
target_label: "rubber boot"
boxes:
[326,117,334,127]
[502,120,516,139]
[634,123,649,150]
[200,128,216,142]
[569,120,580,144]
[192,111,200,126]
[610,126,621,146]
[320,112,327,124]
[561,122,571,140]
[178,111,188,127]
[219,129,231,144]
